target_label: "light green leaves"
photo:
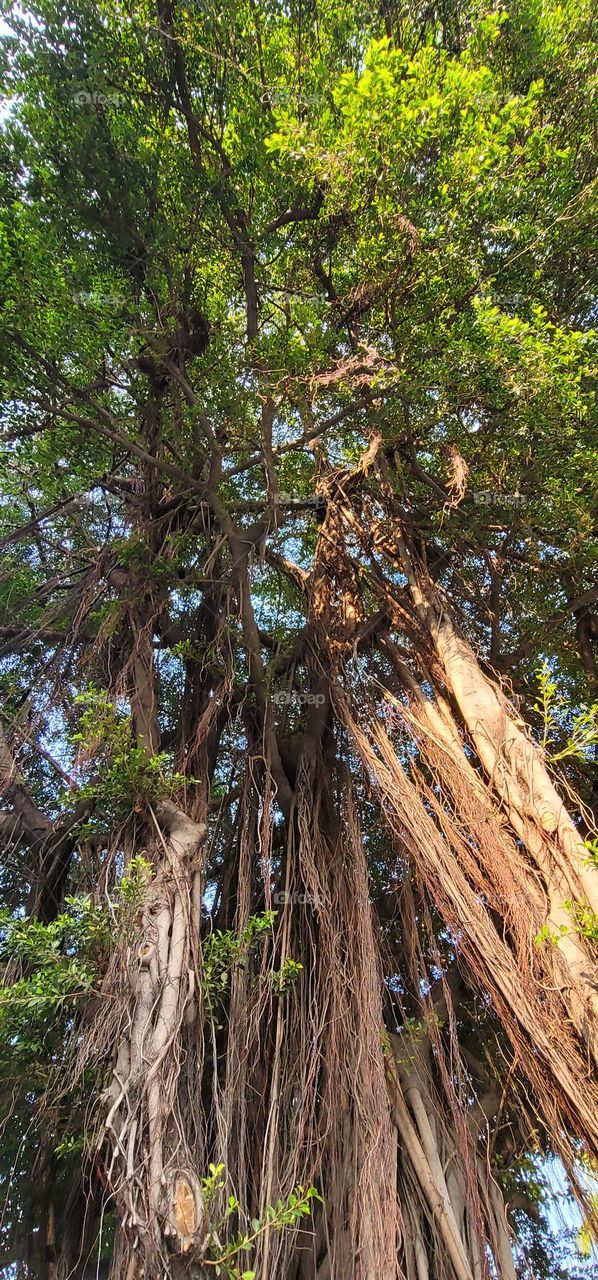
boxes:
[203,1178,321,1277]
[202,912,276,1013]
[533,662,598,762]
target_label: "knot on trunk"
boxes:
[163,1168,207,1254]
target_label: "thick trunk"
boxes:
[93,802,207,1276]
[413,574,598,1046]
[363,515,598,1058]
[335,680,598,1161]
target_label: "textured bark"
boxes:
[96,802,207,1274]
[424,588,598,1037]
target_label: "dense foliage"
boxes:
[0,0,596,1276]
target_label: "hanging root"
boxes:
[63,480,598,1278]
[207,760,404,1278]
[335,681,598,1172]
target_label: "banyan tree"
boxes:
[0,0,596,1276]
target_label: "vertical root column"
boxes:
[100,804,206,1275]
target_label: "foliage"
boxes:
[578,1195,598,1258]
[535,900,598,947]
[271,957,303,994]
[202,912,277,1013]
[0,898,106,1082]
[69,688,192,832]
[0,899,105,1013]
[534,664,598,763]
[199,1167,321,1279]
[0,0,596,1273]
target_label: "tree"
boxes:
[0,0,597,1276]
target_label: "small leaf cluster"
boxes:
[203,1177,321,1278]
[0,897,108,1060]
[533,664,598,762]
[202,911,276,1014]
[117,854,154,933]
[535,900,598,947]
[565,901,598,943]
[69,687,191,831]
[577,1193,598,1257]
[270,957,303,994]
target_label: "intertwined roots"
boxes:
[68,487,598,1278]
